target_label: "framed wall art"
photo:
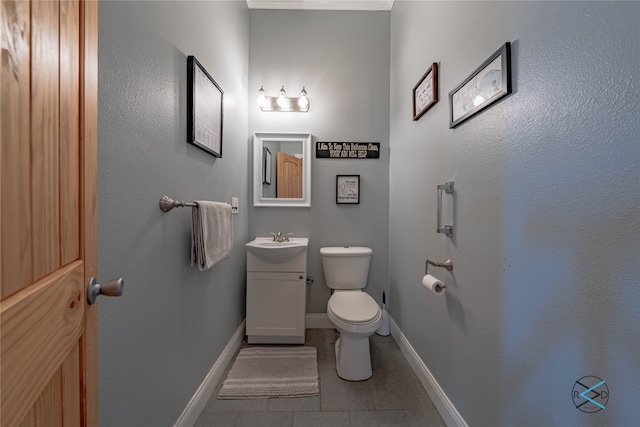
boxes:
[412,63,438,121]
[187,56,224,157]
[449,42,511,128]
[336,175,360,204]
[263,147,272,185]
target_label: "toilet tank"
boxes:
[320,246,372,290]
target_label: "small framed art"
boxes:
[336,175,360,204]
[187,56,224,157]
[263,147,272,185]
[449,42,511,128]
[413,63,438,121]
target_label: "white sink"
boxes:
[246,237,309,263]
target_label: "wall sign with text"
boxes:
[316,142,380,159]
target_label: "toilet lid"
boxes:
[329,292,380,324]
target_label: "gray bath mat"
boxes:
[218,346,318,399]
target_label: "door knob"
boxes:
[87,277,124,305]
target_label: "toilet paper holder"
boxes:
[425,259,454,275]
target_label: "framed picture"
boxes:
[449,42,511,128]
[263,147,272,185]
[336,175,360,204]
[412,63,438,121]
[187,56,224,157]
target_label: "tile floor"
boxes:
[195,329,446,426]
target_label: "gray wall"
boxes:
[96,2,639,425]
[389,1,639,426]
[98,1,249,425]
[248,10,391,312]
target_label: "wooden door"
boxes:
[276,152,303,198]
[1,1,98,425]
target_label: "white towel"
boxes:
[190,201,233,271]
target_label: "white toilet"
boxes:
[321,246,382,381]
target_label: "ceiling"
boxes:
[246,0,395,11]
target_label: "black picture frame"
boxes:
[336,175,360,204]
[263,147,272,185]
[449,42,511,128]
[412,63,438,121]
[187,56,223,157]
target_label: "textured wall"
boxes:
[98,2,249,425]
[389,1,639,426]
[248,10,391,313]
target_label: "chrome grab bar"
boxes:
[436,182,454,237]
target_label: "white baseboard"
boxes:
[306,313,333,329]
[389,316,468,427]
[174,319,246,427]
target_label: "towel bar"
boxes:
[159,196,197,212]
[160,195,236,214]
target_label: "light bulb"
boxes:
[277,86,288,109]
[256,85,267,108]
[473,95,485,106]
[298,86,308,109]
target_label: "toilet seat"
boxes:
[328,291,380,324]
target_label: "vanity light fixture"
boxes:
[256,85,310,112]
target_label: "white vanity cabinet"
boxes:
[246,272,306,344]
[245,238,308,344]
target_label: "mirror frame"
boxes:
[253,132,312,207]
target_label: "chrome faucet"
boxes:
[269,232,293,242]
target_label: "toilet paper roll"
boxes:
[422,274,446,295]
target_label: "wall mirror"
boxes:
[253,132,312,207]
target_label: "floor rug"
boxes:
[217,346,318,399]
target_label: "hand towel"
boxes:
[190,201,232,271]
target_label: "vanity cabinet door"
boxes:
[246,272,305,344]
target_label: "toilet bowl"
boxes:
[328,290,382,380]
[321,247,382,381]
